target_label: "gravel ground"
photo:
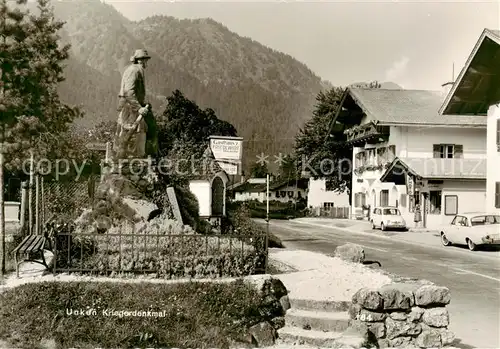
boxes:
[269,249,392,301]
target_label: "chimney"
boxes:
[441,81,454,97]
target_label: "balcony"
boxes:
[354,145,396,178]
[354,162,392,177]
[344,122,390,146]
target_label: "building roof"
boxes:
[233,182,267,193]
[440,28,500,115]
[189,145,226,181]
[232,177,308,193]
[270,178,309,191]
[347,87,487,127]
[380,157,487,181]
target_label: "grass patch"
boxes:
[0,279,282,349]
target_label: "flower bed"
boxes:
[54,217,266,278]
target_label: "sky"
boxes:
[107,0,499,91]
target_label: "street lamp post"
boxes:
[264,173,269,274]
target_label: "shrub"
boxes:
[0,280,279,349]
[228,203,284,249]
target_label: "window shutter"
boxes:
[454,145,463,158]
[433,144,441,158]
[496,182,500,209]
[497,119,500,151]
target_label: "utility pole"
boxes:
[264,173,269,274]
[0,141,5,279]
[28,150,34,234]
[0,0,6,280]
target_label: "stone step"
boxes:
[289,297,350,312]
[285,308,350,332]
[277,326,343,348]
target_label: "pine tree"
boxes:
[1,0,82,178]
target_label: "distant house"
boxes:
[231,177,308,204]
[307,178,350,209]
[231,181,268,202]
[330,87,487,228]
[269,178,308,203]
[439,28,500,214]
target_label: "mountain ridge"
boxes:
[33,0,332,168]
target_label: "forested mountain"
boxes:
[42,0,330,169]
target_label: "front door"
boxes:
[211,176,224,216]
[422,193,428,228]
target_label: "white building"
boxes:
[330,87,487,228]
[307,178,350,209]
[232,178,308,204]
[439,28,500,214]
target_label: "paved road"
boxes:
[257,218,500,349]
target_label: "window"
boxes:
[388,145,396,161]
[451,215,467,226]
[324,202,334,209]
[497,119,500,152]
[366,149,376,166]
[383,208,400,215]
[433,144,463,158]
[444,195,458,216]
[354,193,366,208]
[470,216,486,226]
[429,191,442,215]
[380,190,389,207]
[496,182,500,209]
[355,151,366,167]
[469,215,500,225]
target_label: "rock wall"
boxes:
[349,282,455,348]
[244,276,290,347]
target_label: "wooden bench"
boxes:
[12,235,49,278]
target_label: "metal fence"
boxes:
[307,206,351,219]
[43,177,99,221]
[51,224,268,278]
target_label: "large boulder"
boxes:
[378,283,416,310]
[385,318,422,339]
[415,285,451,306]
[248,321,276,347]
[415,328,442,347]
[334,243,365,263]
[422,307,449,327]
[352,288,383,310]
[75,158,160,233]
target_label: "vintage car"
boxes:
[440,213,500,251]
[371,206,407,231]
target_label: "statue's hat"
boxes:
[130,49,151,62]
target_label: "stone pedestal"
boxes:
[75,158,159,233]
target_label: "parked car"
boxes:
[371,206,407,231]
[440,213,500,251]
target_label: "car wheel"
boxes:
[381,223,386,231]
[466,238,477,251]
[441,232,451,246]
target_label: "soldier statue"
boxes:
[114,49,156,159]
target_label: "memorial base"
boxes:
[75,158,159,233]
